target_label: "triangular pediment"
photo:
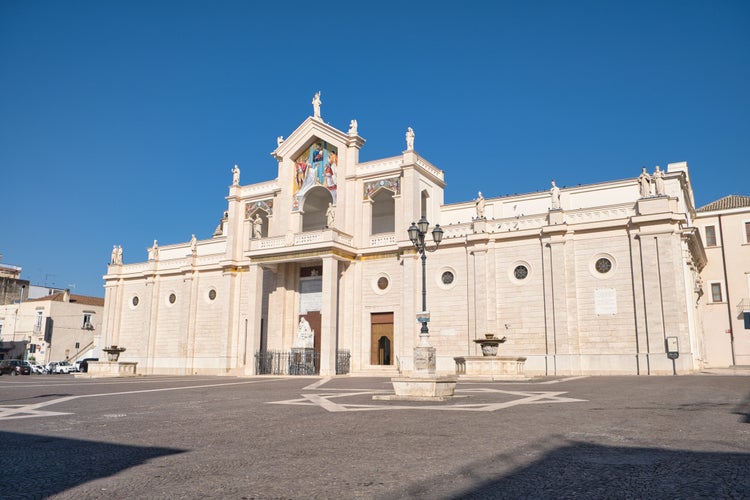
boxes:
[272,117,353,160]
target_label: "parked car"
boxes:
[0,359,31,376]
[29,363,46,374]
[78,358,99,373]
[48,361,75,374]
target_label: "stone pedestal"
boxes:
[374,376,457,401]
[375,341,456,401]
[636,196,674,215]
[78,361,138,378]
[454,356,528,381]
[413,345,436,374]
[472,218,487,233]
[548,209,565,225]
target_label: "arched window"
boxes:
[301,187,333,232]
[371,189,395,234]
[421,189,429,219]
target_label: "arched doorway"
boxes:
[370,312,394,365]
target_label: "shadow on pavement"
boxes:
[0,431,186,497]
[735,391,750,423]
[443,441,750,499]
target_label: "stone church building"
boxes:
[101,99,710,377]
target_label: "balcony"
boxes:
[248,228,355,259]
[737,299,750,314]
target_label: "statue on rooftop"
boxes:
[638,167,652,198]
[148,240,159,260]
[405,127,415,151]
[312,91,321,119]
[348,119,358,135]
[653,165,665,196]
[475,191,485,219]
[232,164,240,186]
[550,180,561,210]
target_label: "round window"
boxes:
[595,258,612,274]
[208,289,217,301]
[377,277,389,290]
[441,271,454,285]
[514,265,529,280]
[132,296,139,307]
[168,293,176,304]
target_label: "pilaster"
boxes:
[320,256,339,376]
[243,264,265,375]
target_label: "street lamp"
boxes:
[408,216,443,347]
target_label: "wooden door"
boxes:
[370,313,394,365]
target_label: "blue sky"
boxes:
[1,0,748,297]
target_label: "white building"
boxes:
[101,100,711,376]
[0,290,103,364]
[694,195,750,366]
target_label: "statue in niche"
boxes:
[312,91,322,119]
[148,240,159,260]
[232,164,240,186]
[550,180,561,210]
[405,127,415,150]
[653,165,665,196]
[294,317,314,349]
[475,191,485,219]
[326,202,335,228]
[348,119,358,135]
[252,214,263,239]
[638,167,652,198]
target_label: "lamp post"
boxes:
[407,216,443,373]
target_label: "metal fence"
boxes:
[255,349,351,375]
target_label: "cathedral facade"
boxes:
[101,102,708,377]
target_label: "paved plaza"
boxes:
[1,374,748,499]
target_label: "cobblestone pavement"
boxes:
[1,374,748,499]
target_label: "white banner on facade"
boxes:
[299,277,322,313]
[594,288,617,315]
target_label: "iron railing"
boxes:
[255,349,351,375]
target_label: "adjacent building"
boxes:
[694,195,750,366]
[101,101,714,376]
[0,290,103,363]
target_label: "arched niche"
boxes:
[301,186,333,232]
[371,188,395,234]
[248,208,269,238]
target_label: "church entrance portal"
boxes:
[370,312,394,365]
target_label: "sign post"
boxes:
[665,336,679,376]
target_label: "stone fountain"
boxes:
[474,333,507,356]
[78,345,138,378]
[454,334,528,380]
